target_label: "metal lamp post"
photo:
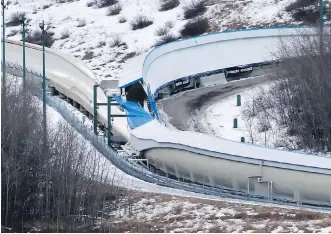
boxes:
[319,0,324,54]
[39,21,47,114]
[1,0,6,88]
[21,18,30,87]
[320,0,324,27]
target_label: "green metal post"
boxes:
[233,118,238,128]
[236,94,241,107]
[320,0,324,27]
[319,0,324,54]
[22,20,26,86]
[2,0,6,89]
[93,84,98,135]
[40,21,46,114]
[107,96,111,146]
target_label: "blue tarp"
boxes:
[147,85,160,120]
[113,95,154,129]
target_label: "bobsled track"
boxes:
[3,26,331,210]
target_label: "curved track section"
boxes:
[132,27,331,206]
[4,26,331,207]
[5,40,129,141]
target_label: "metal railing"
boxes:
[3,61,331,212]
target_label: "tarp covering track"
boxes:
[113,96,154,129]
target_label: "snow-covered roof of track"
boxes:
[118,54,146,88]
[131,120,331,172]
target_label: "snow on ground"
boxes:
[198,81,331,156]
[100,191,331,233]
[199,82,278,145]
[5,0,323,81]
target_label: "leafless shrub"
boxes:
[119,52,136,63]
[154,33,178,46]
[7,29,19,37]
[165,20,175,28]
[1,75,125,232]
[97,40,107,47]
[285,0,329,24]
[159,0,180,11]
[180,16,209,37]
[183,0,207,19]
[86,0,95,7]
[285,0,317,12]
[130,14,153,30]
[26,29,55,47]
[118,16,127,23]
[109,35,126,47]
[60,29,70,39]
[244,30,331,152]
[42,4,51,9]
[56,0,79,3]
[106,3,122,16]
[7,12,26,27]
[155,25,170,36]
[82,50,94,60]
[77,18,86,27]
[90,0,118,8]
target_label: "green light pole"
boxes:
[39,21,47,114]
[320,0,324,27]
[21,19,27,87]
[107,96,112,147]
[319,0,324,54]
[2,0,6,90]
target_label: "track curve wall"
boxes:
[4,40,129,141]
[133,26,331,205]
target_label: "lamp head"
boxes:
[39,21,44,30]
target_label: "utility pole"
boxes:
[319,0,324,54]
[107,96,112,146]
[2,0,6,92]
[21,19,27,87]
[39,21,47,114]
[39,20,49,223]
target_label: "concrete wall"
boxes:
[144,147,331,204]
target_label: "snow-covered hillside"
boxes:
[5,0,329,81]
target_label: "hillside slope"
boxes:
[5,0,330,80]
